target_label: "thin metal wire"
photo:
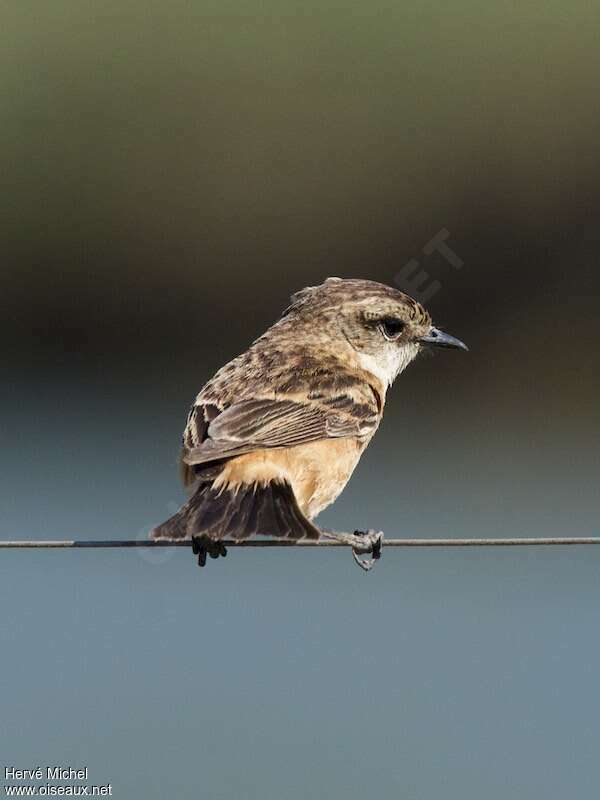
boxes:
[1,537,600,548]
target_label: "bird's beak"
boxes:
[419,327,468,351]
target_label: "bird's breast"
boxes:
[213,437,369,520]
[288,437,367,519]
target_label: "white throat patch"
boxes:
[356,343,420,387]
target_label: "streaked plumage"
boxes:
[151,278,466,551]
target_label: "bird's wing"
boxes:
[182,396,379,468]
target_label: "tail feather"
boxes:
[150,478,320,541]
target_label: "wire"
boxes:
[1,537,599,548]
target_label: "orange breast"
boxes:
[213,438,368,520]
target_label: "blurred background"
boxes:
[2,2,599,798]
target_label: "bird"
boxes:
[150,277,467,569]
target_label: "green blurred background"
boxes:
[2,2,599,798]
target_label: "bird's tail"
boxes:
[150,474,319,541]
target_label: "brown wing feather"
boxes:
[182,396,378,469]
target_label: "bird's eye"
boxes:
[379,317,405,341]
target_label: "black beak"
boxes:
[419,327,468,352]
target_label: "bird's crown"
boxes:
[285,277,432,327]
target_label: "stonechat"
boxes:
[151,278,467,568]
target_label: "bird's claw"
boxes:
[351,529,383,572]
[191,535,227,568]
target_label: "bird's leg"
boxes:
[191,535,227,568]
[319,528,383,572]
[351,529,383,572]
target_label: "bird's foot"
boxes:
[191,535,227,568]
[319,528,383,572]
[351,529,383,572]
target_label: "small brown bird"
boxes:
[151,277,467,568]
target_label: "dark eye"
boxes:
[379,317,405,340]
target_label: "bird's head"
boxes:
[286,277,468,387]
